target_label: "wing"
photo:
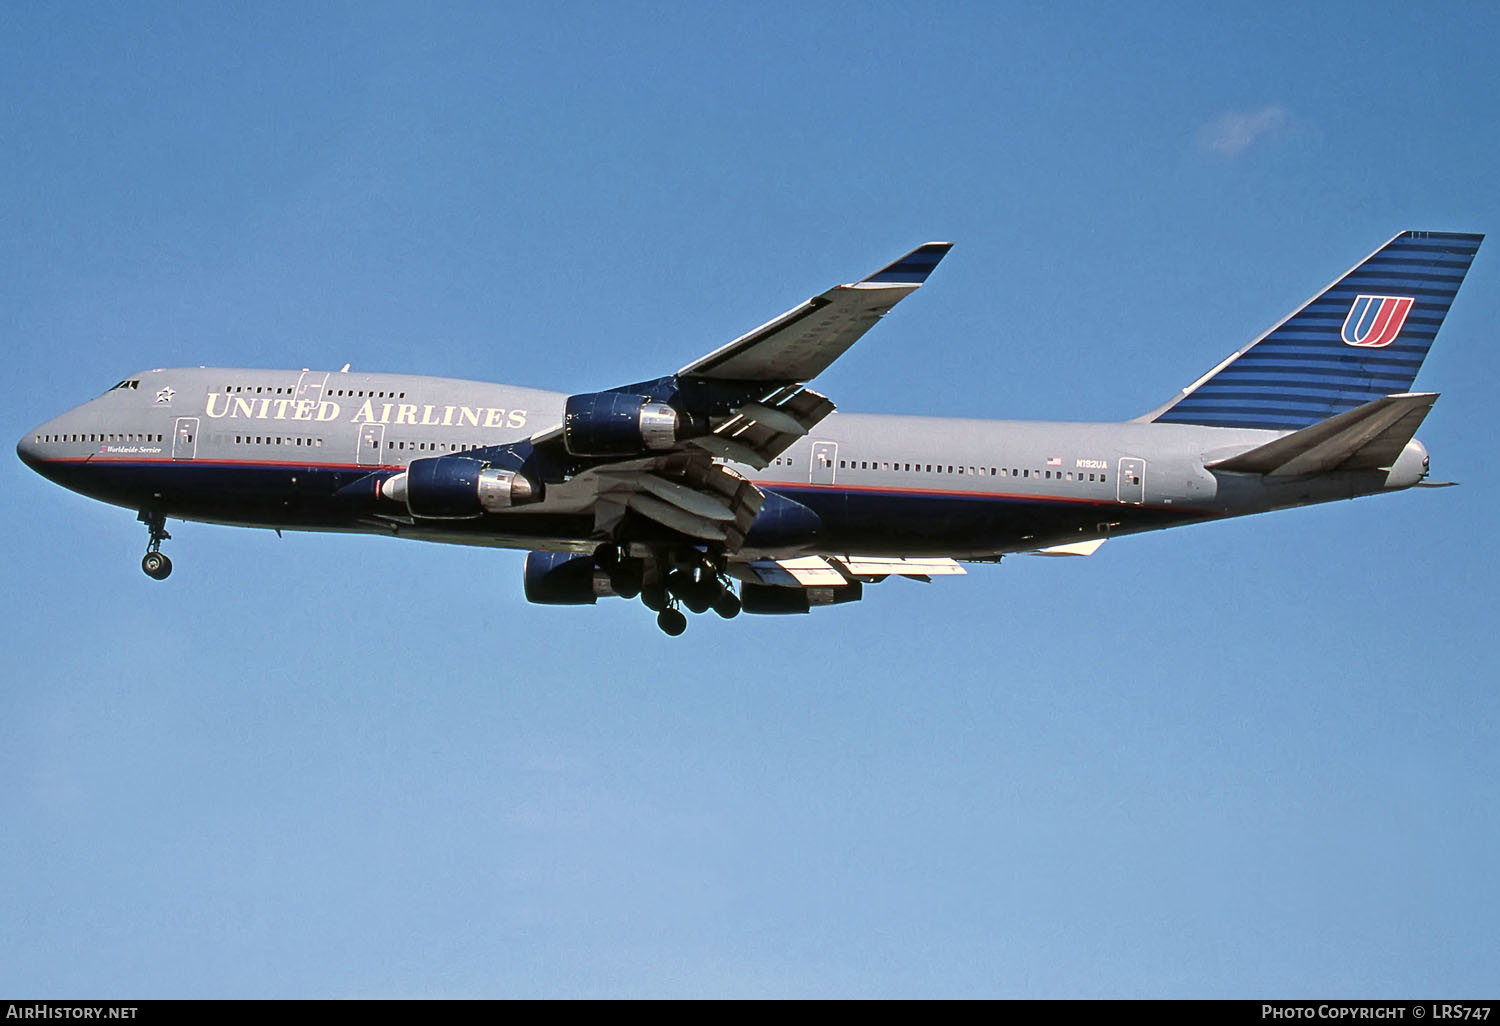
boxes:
[508,242,953,547]
[678,242,954,381]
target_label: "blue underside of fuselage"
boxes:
[28,459,1211,554]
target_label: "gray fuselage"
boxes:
[18,366,1429,558]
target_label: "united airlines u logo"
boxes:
[1341,295,1414,348]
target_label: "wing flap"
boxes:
[688,384,836,468]
[743,556,847,586]
[741,554,968,587]
[1023,539,1108,557]
[1208,392,1438,476]
[833,556,967,577]
[587,456,764,548]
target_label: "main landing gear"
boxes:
[138,510,172,580]
[594,544,741,637]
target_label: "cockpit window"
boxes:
[107,379,141,392]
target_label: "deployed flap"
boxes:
[1024,539,1107,557]
[742,555,967,587]
[678,242,953,382]
[1208,392,1438,476]
[744,555,848,587]
[833,556,967,578]
[686,383,835,470]
[589,455,764,549]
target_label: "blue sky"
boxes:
[4,1,1498,998]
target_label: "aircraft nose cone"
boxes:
[17,429,43,470]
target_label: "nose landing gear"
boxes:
[138,510,172,580]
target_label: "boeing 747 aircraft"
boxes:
[17,232,1481,634]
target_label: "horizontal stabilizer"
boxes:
[1208,393,1438,476]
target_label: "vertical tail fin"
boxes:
[1145,231,1481,430]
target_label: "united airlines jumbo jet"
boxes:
[17,232,1481,634]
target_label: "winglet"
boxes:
[859,242,954,285]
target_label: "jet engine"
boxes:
[740,581,863,614]
[523,551,618,605]
[562,391,681,457]
[380,456,539,519]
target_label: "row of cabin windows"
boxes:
[364,440,486,452]
[768,455,1106,484]
[39,432,164,443]
[232,435,324,447]
[41,431,491,452]
[221,384,408,399]
[226,436,483,453]
[39,432,488,453]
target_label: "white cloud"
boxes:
[1200,105,1290,156]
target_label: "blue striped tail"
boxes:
[1148,231,1482,430]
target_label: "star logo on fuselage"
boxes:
[156,387,175,404]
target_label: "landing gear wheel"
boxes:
[138,511,174,579]
[711,589,741,619]
[609,571,642,600]
[593,543,622,571]
[681,585,715,615]
[656,608,688,637]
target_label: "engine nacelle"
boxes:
[523,551,617,605]
[563,391,679,457]
[381,456,539,519]
[740,581,863,615]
